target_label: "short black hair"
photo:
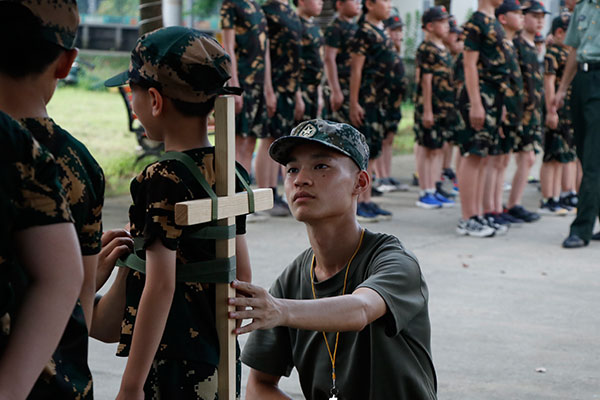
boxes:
[130,80,216,118]
[0,2,65,78]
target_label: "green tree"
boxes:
[96,0,139,16]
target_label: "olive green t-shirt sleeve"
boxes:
[357,241,427,338]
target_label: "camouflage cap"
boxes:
[522,0,550,14]
[448,15,462,34]
[422,6,449,27]
[384,15,404,30]
[104,26,242,103]
[6,0,80,49]
[269,119,369,171]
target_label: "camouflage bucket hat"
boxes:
[105,26,243,103]
[7,0,80,49]
[269,119,370,171]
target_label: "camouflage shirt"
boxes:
[0,110,72,379]
[220,0,268,86]
[119,147,247,366]
[514,35,543,129]
[350,20,396,104]
[262,0,302,94]
[414,40,454,121]
[544,43,572,111]
[462,11,510,88]
[324,17,358,86]
[21,118,104,256]
[299,16,324,88]
[502,38,524,126]
[386,50,407,103]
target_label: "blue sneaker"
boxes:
[357,202,379,222]
[434,191,456,208]
[416,194,442,209]
[366,202,392,220]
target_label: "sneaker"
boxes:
[434,191,456,207]
[538,199,568,216]
[366,202,392,220]
[357,202,379,222]
[267,195,291,217]
[375,179,397,193]
[442,167,456,181]
[416,193,443,209]
[560,193,578,209]
[503,182,512,191]
[386,177,410,192]
[507,205,541,223]
[500,211,524,224]
[435,182,456,199]
[480,215,508,236]
[452,183,459,195]
[484,212,511,228]
[412,173,419,187]
[456,217,496,237]
[371,186,384,197]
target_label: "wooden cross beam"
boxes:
[174,96,273,399]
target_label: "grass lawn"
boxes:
[46,62,416,197]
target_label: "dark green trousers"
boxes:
[569,69,600,241]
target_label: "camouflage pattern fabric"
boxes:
[270,119,370,171]
[220,0,268,138]
[220,0,267,86]
[267,92,296,138]
[262,0,302,95]
[542,43,575,163]
[323,17,358,123]
[384,50,406,134]
[447,52,465,143]
[15,0,80,49]
[119,147,248,389]
[143,359,219,400]
[454,11,508,157]
[414,40,454,149]
[17,117,103,399]
[105,27,240,103]
[350,21,396,158]
[299,16,324,121]
[513,35,543,153]
[0,111,72,353]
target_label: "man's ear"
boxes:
[353,170,370,196]
[55,48,78,80]
[147,87,164,117]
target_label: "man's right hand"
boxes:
[228,280,285,335]
[96,229,133,292]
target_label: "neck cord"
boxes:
[309,228,365,396]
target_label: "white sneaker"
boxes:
[456,218,495,238]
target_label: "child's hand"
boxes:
[423,110,434,129]
[265,89,276,118]
[294,91,305,121]
[97,229,133,292]
[234,95,243,114]
[330,89,344,112]
[469,102,485,131]
[350,103,365,127]
[545,111,559,130]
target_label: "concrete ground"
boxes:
[90,154,600,400]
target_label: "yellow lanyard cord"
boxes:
[310,228,365,388]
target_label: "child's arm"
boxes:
[544,73,558,129]
[463,50,485,131]
[235,234,251,283]
[117,240,176,400]
[264,39,276,117]
[0,223,83,399]
[324,45,343,111]
[349,53,365,127]
[421,72,434,129]
[90,267,129,343]
[80,254,99,330]
[222,28,243,114]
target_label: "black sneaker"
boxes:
[442,167,456,181]
[412,173,419,187]
[480,215,508,236]
[508,205,541,223]
[484,212,511,227]
[560,193,578,209]
[371,186,384,197]
[500,211,524,224]
[435,181,456,199]
[538,199,568,216]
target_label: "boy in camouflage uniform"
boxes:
[104,27,251,399]
[538,13,576,215]
[481,0,525,232]
[349,0,394,221]
[220,0,274,174]
[296,0,324,121]
[0,1,104,398]
[255,0,303,216]
[323,0,360,124]
[413,6,456,209]
[506,0,548,223]
[454,0,507,238]
[0,111,83,399]
[374,13,409,193]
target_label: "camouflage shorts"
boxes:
[542,125,576,163]
[237,84,267,138]
[323,84,351,124]
[265,91,295,139]
[384,104,402,134]
[455,82,503,157]
[299,83,320,122]
[414,118,450,150]
[513,123,542,154]
[490,124,520,156]
[356,103,385,159]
